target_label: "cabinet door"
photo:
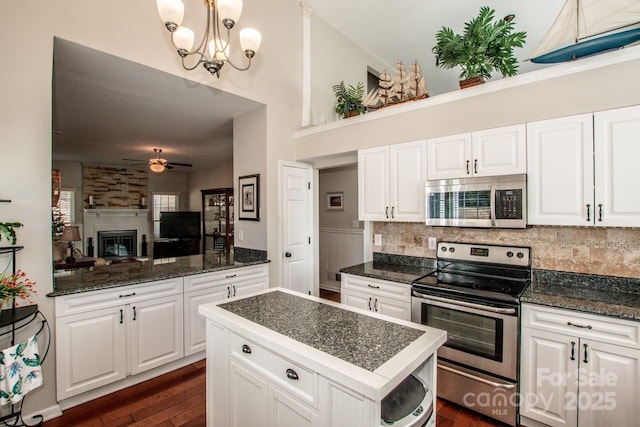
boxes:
[579,339,640,427]
[341,290,373,312]
[427,133,471,180]
[232,277,268,298]
[129,294,184,375]
[184,285,228,356]
[56,306,127,400]
[270,386,319,427]
[358,146,390,220]
[527,114,594,226]
[373,295,411,321]
[520,327,579,427]
[389,140,427,221]
[472,124,526,177]
[229,360,269,427]
[594,105,640,227]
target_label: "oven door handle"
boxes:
[490,184,497,227]
[439,363,516,390]
[412,290,516,315]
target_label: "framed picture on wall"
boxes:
[326,192,344,210]
[239,174,260,221]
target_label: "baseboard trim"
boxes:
[320,283,340,293]
[24,404,62,423]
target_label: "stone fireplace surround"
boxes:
[83,209,151,258]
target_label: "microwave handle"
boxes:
[490,185,497,227]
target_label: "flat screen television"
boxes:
[159,211,201,239]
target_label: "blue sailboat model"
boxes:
[530,0,640,64]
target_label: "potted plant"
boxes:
[0,270,35,310]
[432,6,526,89]
[0,222,22,245]
[332,81,366,118]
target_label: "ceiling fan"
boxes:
[122,148,193,173]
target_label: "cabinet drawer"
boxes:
[183,264,268,292]
[522,304,640,349]
[230,332,317,407]
[55,278,183,317]
[342,274,410,302]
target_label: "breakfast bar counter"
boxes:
[199,287,446,427]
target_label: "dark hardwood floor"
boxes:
[42,291,506,427]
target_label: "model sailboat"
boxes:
[530,0,640,63]
[363,61,429,110]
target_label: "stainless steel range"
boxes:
[411,242,531,426]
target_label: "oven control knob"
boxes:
[441,246,447,252]
[449,247,455,253]
[517,252,524,259]
[507,251,514,257]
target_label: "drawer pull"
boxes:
[226,274,237,279]
[367,284,380,289]
[119,292,136,298]
[286,368,299,381]
[242,344,252,354]
[567,321,592,329]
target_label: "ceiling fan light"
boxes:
[150,162,165,173]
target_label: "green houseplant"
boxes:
[433,6,526,89]
[332,81,366,118]
[0,222,22,245]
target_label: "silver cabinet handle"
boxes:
[286,368,299,380]
[567,321,592,329]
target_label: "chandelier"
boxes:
[157,0,262,78]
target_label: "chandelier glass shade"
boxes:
[157,0,262,78]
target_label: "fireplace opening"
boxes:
[98,230,137,259]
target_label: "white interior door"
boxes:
[281,162,313,295]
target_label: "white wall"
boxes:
[149,171,189,210]
[187,155,234,211]
[310,15,390,124]
[0,0,302,416]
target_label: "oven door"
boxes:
[411,290,518,381]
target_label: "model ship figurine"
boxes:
[363,60,429,110]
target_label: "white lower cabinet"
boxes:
[184,264,269,356]
[341,274,411,321]
[55,278,184,400]
[520,304,640,427]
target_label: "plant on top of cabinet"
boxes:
[332,81,366,118]
[433,6,526,89]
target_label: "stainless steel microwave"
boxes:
[425,174,527,228]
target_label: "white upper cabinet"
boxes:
[528,105,640,227]
[427,124,526,180]
[527,114,594,226]
[594,105,640,227]
[358,140,426,222]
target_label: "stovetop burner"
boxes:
[412,242,532,305]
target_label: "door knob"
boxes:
[285,252,292,258]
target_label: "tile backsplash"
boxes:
[372,222,640,278]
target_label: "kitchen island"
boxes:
[199,287,447,427]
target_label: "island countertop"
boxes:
[49,253,270,297]
[199,287,447,400]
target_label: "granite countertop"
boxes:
[48,253,270,297]
[522,270,640,321]
[340,253,436,285]
[219,290,424,371]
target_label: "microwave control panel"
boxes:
[495,189,523,219]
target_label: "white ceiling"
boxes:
[52,3,566,170]
[52,38,262,171]
[305,0,565,95]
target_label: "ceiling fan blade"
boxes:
[122,158,147,163]
[167,162,193,167]
[165,164,174,169]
